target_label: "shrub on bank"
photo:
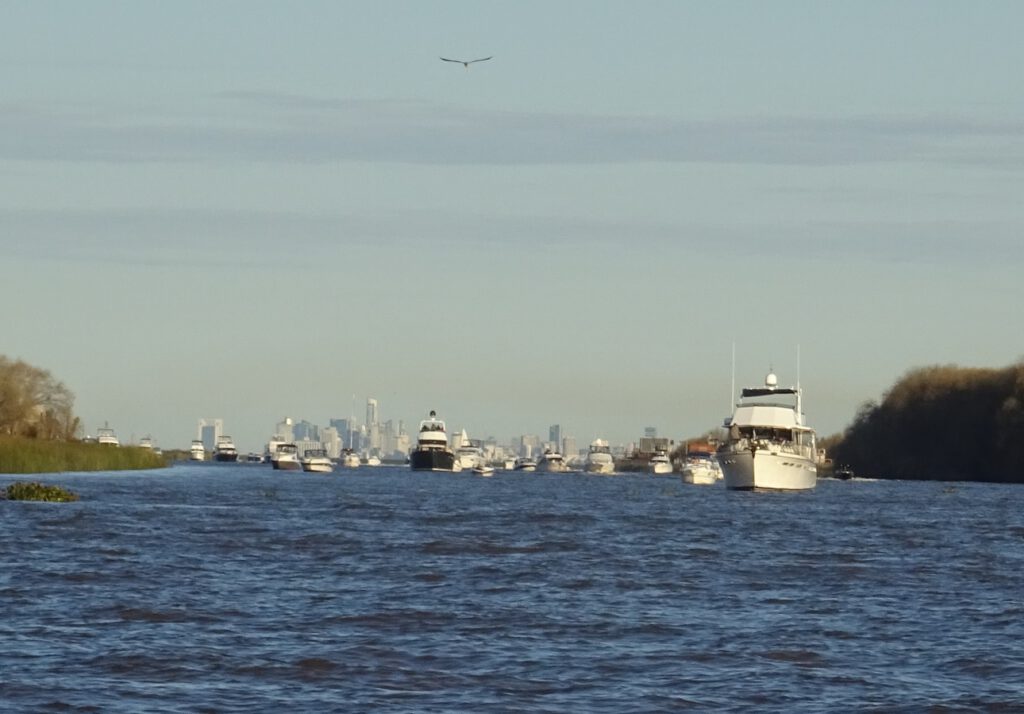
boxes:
[0,437,167,474]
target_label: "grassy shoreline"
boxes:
[0,437,168,474]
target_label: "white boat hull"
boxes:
[718,448,816,491]
[680,465,718,485]
[649,461,673,475]
[584,461,615,475]
[301,460,334,473]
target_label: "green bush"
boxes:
[0,437,167,474]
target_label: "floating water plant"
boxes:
[4,481,80,502]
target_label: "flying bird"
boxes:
[440,56,492,68]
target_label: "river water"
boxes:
[2,464,1023,712]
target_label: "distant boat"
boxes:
[472,464,495,477]
[680,449,720,485]
[214,435,239,462]
[138,435,155,450]
[340,448,361,468]
[584,439,615,474]
[96,425,120,447]
[271,443,302,472]
[513,456,537,472]
[455,429,485,471]
[365,455,382,467]
[648,449,673,475]
[718,370,817,491]
[409,410,460,472]
[833,465,855,480]
[536,449,570,473]
[300,449,334,473]
[189,439,205,461]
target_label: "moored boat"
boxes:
[214,435,239,462]
[584,438,615,474]
[189,439,205,461]
[513,456,537,472]
[300,448,334,473]
[718,371,817,491]
[96,425,120,447]
[536,449,570,473]
[409,410,461,472]
[680,450,721,485]
[648,449,673,475]
[271,443,302,471]
[340,448,361,468]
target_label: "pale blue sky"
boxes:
[3,1,1023,452]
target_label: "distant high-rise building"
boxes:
[198,418,223,452]
[322,427,342,459]
[330,418,354,448]
[366,398,379,429]
[549,424,562,448]
[562,436,577,460]
[275,417,294,443]
[644,426,658,439]
[294,420,320,442]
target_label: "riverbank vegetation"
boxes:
[0,437,166,474]
[1,355,167,474]
[830,363,1024,483]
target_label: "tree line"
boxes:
[0,356,79,440]
[831,362,1024,483]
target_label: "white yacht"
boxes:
[300,448,334,473]
[365,455,382,467]
[409,410,461,472]
[680,450,721,485]
[473,464,495,477]
[455,429,485,471]
[340,448,361,468]
[648,449,673,475]
[584,438,615,474]
[214,435,239,462]
[189,439,205,461]
[138,436,155,450]
[96,425,120,447]
[271,443,302,471]
[513,456,537,472]
[536,449,570,473]
[718,371,817,491]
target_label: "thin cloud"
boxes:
[2,95,1023,167]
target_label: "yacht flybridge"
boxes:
[718,371,817,491]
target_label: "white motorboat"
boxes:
[271,443,302,471]
[513,457,537,472]
[189,439,205,461]
[96,425,120,447]
[718,371,817,491]
[300,448,334,473]
[340,448,361,468]
[584,438,615,474]
[680,450,721,485]
[214,435,239,462]
[138,436,155,450]
[455,429,485,471]
[472,465,495,477]
[409,410,460,472]
[648,449,673,475]
[536,449,570,473]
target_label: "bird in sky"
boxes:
[440,56,493,68]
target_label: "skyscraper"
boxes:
[198,418,223,452]
[549,424,562,448]
[366,398,379,430]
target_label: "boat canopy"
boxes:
[731,405,800,428]
[741,387,798,398]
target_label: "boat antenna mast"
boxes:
[730,340,736,409]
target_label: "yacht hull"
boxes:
[214,452,238,463]
[410,448,458,472]
[301,461,333,473]
[649,462,673,475]
[272,458,302,471]
[718,448,816,491]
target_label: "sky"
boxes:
[3,1,1023,453]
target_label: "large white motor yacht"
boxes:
[340,448,361,468]
[584,439,615,474]
[189,439,205,461]
[718,371,817,491]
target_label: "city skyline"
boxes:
[4,2,1023,454]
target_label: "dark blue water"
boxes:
[2,465,1023,712]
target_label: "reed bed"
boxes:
[0,438,167,474]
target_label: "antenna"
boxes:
[730,340,736,409]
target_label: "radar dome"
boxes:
[765,372,778,388]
